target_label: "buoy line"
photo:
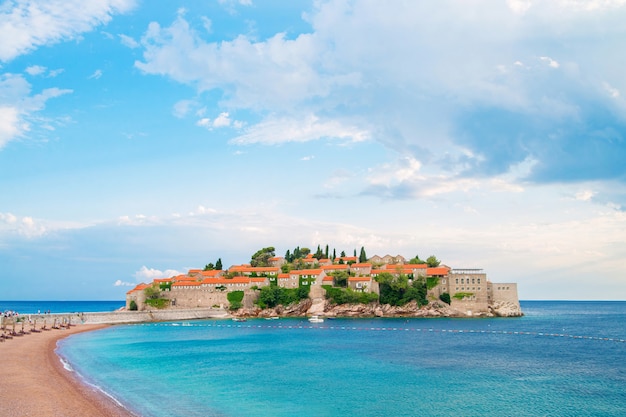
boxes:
[130,321,626,343]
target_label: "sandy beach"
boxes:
[0,323,135,417]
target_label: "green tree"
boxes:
[408,254,426,264]
[251,246,275,267]
[129,300,138,311]
[285,249,292,263]
[359,246,367,263]
[426,255,441,267]
[300,247,311,257]
[332,248,336,260]
[215,258,223,270]
[204,263,214,271]
[331,271,349,288]
[325,244,329,259]
[374,273,427,307]
[144,285,161,300]
[340,250,346,257]
[314,245,323,259]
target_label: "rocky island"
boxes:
[126,246,523,318]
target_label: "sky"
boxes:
[1,0,625,301]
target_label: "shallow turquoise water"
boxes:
[58,301,626,416]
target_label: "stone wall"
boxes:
[14,308,229,326]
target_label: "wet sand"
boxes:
[0,323,135,417]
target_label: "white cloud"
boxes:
[133,266,184,281]
[88,69,103,79]
[25,65,47,76]
[301,155,315,161]
[0,212,46,237]
[213,112,231,127]
[0,73,72,148]
[540,56,560,68]
[575,190,596,201]
[119,33,139,48]
[0,0,137,62]
[114,279,135,287]
[196,112,238,129]
[230,114,369,145]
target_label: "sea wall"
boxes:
[23,308,230,325]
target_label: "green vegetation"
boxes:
[256,285,310,309]
[129,300,138,311]
[426,255,441,267]
[143,285,170,309]
[453,292,474,300]
[331,271,349,288]
[408,254,426,264]
[159,281,172,291]
[426,277,439,290]
[323,285,378,305]
[375,272,428,307]
[251,246,275,267]
[439,292,451,304]
[359,246,367,263]
[145,298,170,309]
[227,291,244,310]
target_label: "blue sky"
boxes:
[1,0,625,301]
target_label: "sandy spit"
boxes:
[0,323,136,417]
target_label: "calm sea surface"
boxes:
[0,300,124,314]
[57,301,626,417]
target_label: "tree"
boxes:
[314,245,323,259]
[332,248,336,260]
[129,300,138,311]
[144,285,160,300]
[325,244,329,259]
[426,255,441,267]
[285,249,292,263]
[408,254,426,264]
[251,246,275,267]
[300,247,311,257]
[340,250,346,257]
[204,263,214,271]
[353,249,357,257]
[359,246,367,263]
[331,271,349,288]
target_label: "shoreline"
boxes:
[0,323,135,417]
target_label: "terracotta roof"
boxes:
[348,276,371,281]
[172,281,202,287]
[321,264,348,270]
[426,267,450,276]
[289,269,322,275]
[126,283,149,294]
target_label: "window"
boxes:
[442,279,446,284]
[477,279,481,284]
[456,278,459,284]
[461,278,464,284]
[472,278,475,284]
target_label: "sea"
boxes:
[13,301,626,416]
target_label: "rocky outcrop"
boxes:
[233,299,523,319]
[488,301,523,317]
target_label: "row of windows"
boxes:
[497,286,511,290]
[455,287,481,291]
[455,278,481,284]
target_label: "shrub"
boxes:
[145,298,170,309]
[439,292,451,304]
[452,292,474,300]
[227,291,245,310]
[129,300,138,311]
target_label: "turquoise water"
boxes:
[1,300,124,314]
[58,301,626,416]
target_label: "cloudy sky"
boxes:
[1,0,625,301]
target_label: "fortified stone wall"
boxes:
[162,289,229,309]
[489,283,520,305]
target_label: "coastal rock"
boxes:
[237,299,523,319]
[489,301,523,317]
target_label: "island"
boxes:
[126,246,522,318]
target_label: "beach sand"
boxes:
[0,323,135,417]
